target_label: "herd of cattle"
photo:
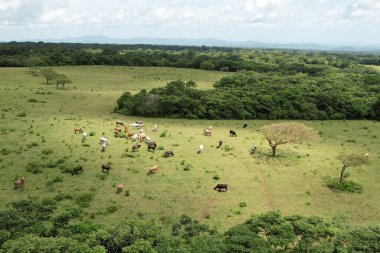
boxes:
[13,120,254,193]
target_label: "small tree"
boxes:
[200,61,215,71]
[55,74,72,89]
[40,68,58,85]
[337,153,368,183]
[260,122,319,156]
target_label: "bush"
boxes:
[327,180,363,193]
[106,205,118,214]
[157,146,164,150]
[75,193,94,208]
[160,130,168,138]
[213,175,220,180]
[239,202,247,208]
[16,112,26,117]
[89,131,95,136]
[25,162,43,174]
[41,149,53,155]
[27,98,38,103]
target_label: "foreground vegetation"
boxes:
[1,199,379,252]
[0,66,379,251]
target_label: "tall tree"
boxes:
[55,74,72,89]
[260,122,319,156]
[337,153,369,183]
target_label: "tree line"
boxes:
[1,42,380,73]
[115,69,380,120]
[0,199,378,252]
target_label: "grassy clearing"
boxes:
[0,66,379,231]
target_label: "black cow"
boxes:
[116,120,124,126]
[242,124,248,128]
[229,130,237,137]
[71,165,83,176]
[147,142,157,152]
[163,151,174,158]
[132,144,141,152]
[214,184,228,192]
[216,140,223,149]
[102,164,111,173]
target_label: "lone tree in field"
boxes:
[260,122,319,156]
[40,68,58,85]
[337,153,368,183]
[55,74,72,89]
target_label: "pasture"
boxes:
[0,66,379,231]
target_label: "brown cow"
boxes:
[203,126,212,136]
[139,133,147,142]
[147,165,158,175]
[116,183,124,193]
[74,127,83,134]
[214,184,228,192]
[132,144,141,152]
[14,177,25,189]
[163,151,174,158]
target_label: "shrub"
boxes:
[75,193,94,207]
[160,130,168,137]
[41,149,53,155]
[106,205,118,214]
[157,146,164,150]
[89,131,95,136]
[26,142,39,148]
[27,98,38,103]
[54,193,73,201]
[16,112,26,117]
[182,163,193,171]
[0,148,11,155]
[327,180,363,193]
[213,175,220,180]
[25,162,43,174]
[125,189,130,196]
[46,176,63,187]
[239,202,247,208]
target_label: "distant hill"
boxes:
[28,35,380,52]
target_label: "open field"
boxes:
[0,66,379,231]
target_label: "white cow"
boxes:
[130,123,144,129]
[199,144,204,153]
[145,136,152,144]
[82,132,87,142]
[101,143,107,152]
[131,134,139,141]
[99,137,111,145]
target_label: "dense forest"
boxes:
[0,199,379,252]
[115,71,380,120]
[1,42,380,70]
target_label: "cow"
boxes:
[101,164,111,173]
[151,124,158,132]
[139,133,147,142]
[147,165,158,175]
[364,153,370,159]
[131,134,139,141]
[147,142,157,152]
[198,144,204,154]
[216,140,223,149]
[130,122,144,129]
[114,128,122,137]
[116,120,124,126]
[250,145,257,155]
[71,165,83,176]
[14,177,25,189]
[116,183,124,193]
[82,132,87,142]
[163,151,174,158]
[243,124,248,128]
[132,144,141,152]
[145,136,152,144]
[214,184,228,192]
[99,137,111,145]
[203,126,212,136]
[229,130,237,137]
[101,143,107,152]
[74,127,83,134]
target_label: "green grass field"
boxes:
[0,66,379,231]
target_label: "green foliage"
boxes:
[326,180,363,193]
[16,112,26,117]
[75,193,94,208]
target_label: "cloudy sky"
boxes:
[0,0,379,45]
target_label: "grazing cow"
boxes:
[229,130,237,137]
[101,143,107,152]
[151,124,158,132]
[147,165,158,175]
[82,132,87,142]
[71,166,83,176]
[139,133,147,142]
[131,134,139,141]
[216,140,223,149]
[147,142,157,152]
[139,128,145,133]
[145,136,152,144]
[114,128,122,137]
[116,120,124,126]
[124,125,129,133]
[198,144,204,154]
[101,164,111,173]
[364,153,369,159]
[132,144,141,152]
[163,151,174,158]
[214,184,228,192]
[116,183,124,193]
[14,177,25,189]
[127,132,135,138]
[130,122,144,129]
[243,124,248,128]
[99,137,111,145]
[74,127,83,134]
[203,126,212,136]
[250,145,257,155]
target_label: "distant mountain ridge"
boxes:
[6,35,380,52]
